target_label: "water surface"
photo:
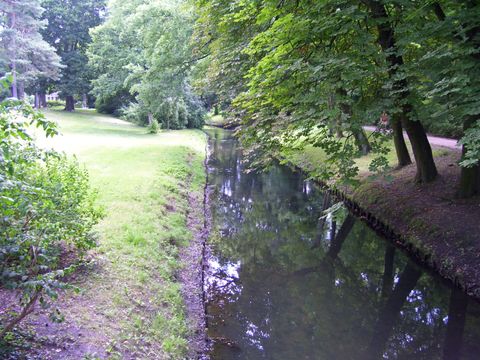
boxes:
[204,128,480,360]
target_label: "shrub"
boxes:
[46,99,65,108]
[148,117,160,134]
[0,80,102,339]
[120,101,150,125]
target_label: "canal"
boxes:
[204,127,480,359]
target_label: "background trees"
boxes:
[0,0,62,99]
[40,0,106,111]
[88,0,205,129]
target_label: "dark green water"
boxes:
[204,128,480,360]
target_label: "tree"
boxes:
[88,0,205,128]
[0,0,61,99]
[40,0,106,111]
[425,1,480,197]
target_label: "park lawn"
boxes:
[33,110,206,359]
[205,113,226,127]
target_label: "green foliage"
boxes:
[46,99,65,108]
[120,101,150,125]
[459,121,480,168]
[39,109,207,358]
[0,0,62,95]
[192,0,480,187]
[0,77,101,338]
[148,118,160,134]
[88,0,205,128]
[40,0,106,106]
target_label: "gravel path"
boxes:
[363,125,461,150]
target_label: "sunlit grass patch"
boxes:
[39,109,206,358]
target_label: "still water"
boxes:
[204,128,480,360]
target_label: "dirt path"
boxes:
[363,126,461,150]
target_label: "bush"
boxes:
[148,117,160,134]
[120,102,150,125]
[0,91,102,339]
[47,100,65,108]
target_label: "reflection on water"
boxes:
[204,128,480,360]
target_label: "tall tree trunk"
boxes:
[11,66,18,99]
[401,111,437,183]
[391,115,412,166]
[457,117,480,198]
[433,3,480,197]
[443,287,468,360]
[65,95,75,111]
[366,0,437,182]
[17,82,25,100]
[147,113,154,126]
[337,89,372,155]
[35,93,40,109]
[353,128,372,155]
[82,94,88,109]
[9,12,18,99]
[39,92,47,108]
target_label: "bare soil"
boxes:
[178,152,209,359]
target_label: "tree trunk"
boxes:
[11,67,18,99]
[443,287,468,360]
[353,128,372,155]
[336,88,371,154]
[39,92,47,108]
[367,0,437,182]
[401,112,438,183]
[82,94,88,109]
[432,2,479,197]
[457,161,480,198]
[457,117,480,198]
[17,82,25,100]
[391,115,412,166]
[35,93,40,109]
[147,113,154,126]
[65,95,75,111]
[9,12,18,99]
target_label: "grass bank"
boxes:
[23,110,206,359]
[282,136,480,298]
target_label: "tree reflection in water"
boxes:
[204,128,480,359]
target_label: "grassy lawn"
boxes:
[204,113,226,127]
[34,109,206,359]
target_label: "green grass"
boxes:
[38,109,206,358]
[281,131,452,179]
[204,112,226,127]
